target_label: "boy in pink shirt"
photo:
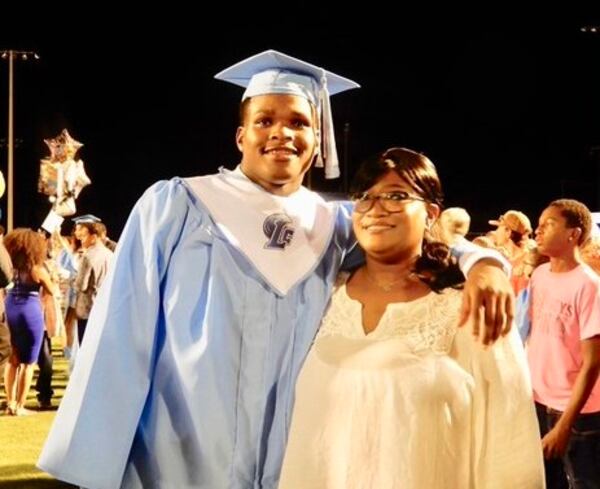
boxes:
[528,198,600,488]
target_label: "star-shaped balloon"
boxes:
[44,129,83,162]
[38,128,91,217]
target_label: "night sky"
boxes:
[1,11,599,239]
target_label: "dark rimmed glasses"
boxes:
[351,191,426,213]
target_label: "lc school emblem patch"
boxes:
[263,213,295,249]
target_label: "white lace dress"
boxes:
[278,274,544,489]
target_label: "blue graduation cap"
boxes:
[215,50,360,179]
[72,214,101,224]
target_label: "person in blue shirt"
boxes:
[39,50,514,489]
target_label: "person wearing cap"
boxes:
[489,210,533,295]
[39,50,513,488]
[489,210,532,247]
[525,199,600,488]
[72,213,101,225]
[71,214,113,345]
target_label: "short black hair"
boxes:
[548,199,592,245]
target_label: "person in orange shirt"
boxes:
[488,210,533,295]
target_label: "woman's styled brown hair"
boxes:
[4,228,48,272]
[350,147,463,292]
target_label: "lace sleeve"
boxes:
[379,290,462,353]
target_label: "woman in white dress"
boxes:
[279,147,544,489]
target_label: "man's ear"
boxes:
[235,126,245,152]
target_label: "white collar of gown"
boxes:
[185,166,335,296]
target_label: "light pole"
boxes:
[1,49,39,231]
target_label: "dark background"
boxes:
[1,11,599,238]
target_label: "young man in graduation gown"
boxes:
[39,50,514,489]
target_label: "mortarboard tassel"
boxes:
[317,71,340,179]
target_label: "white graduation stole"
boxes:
[185,167,335,296]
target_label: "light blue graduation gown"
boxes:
[39,177,356,489]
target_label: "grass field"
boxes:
[0,344,76,488]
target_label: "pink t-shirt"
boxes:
[527,263,600,412]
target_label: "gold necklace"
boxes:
[364,270,409,292]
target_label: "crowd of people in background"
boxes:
[436,202,600,489]
[1,216,114,415]
[2,47,600,488]
[0,180,598,489]
[10,177,593,489]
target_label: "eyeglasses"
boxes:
[351,191,426,213]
